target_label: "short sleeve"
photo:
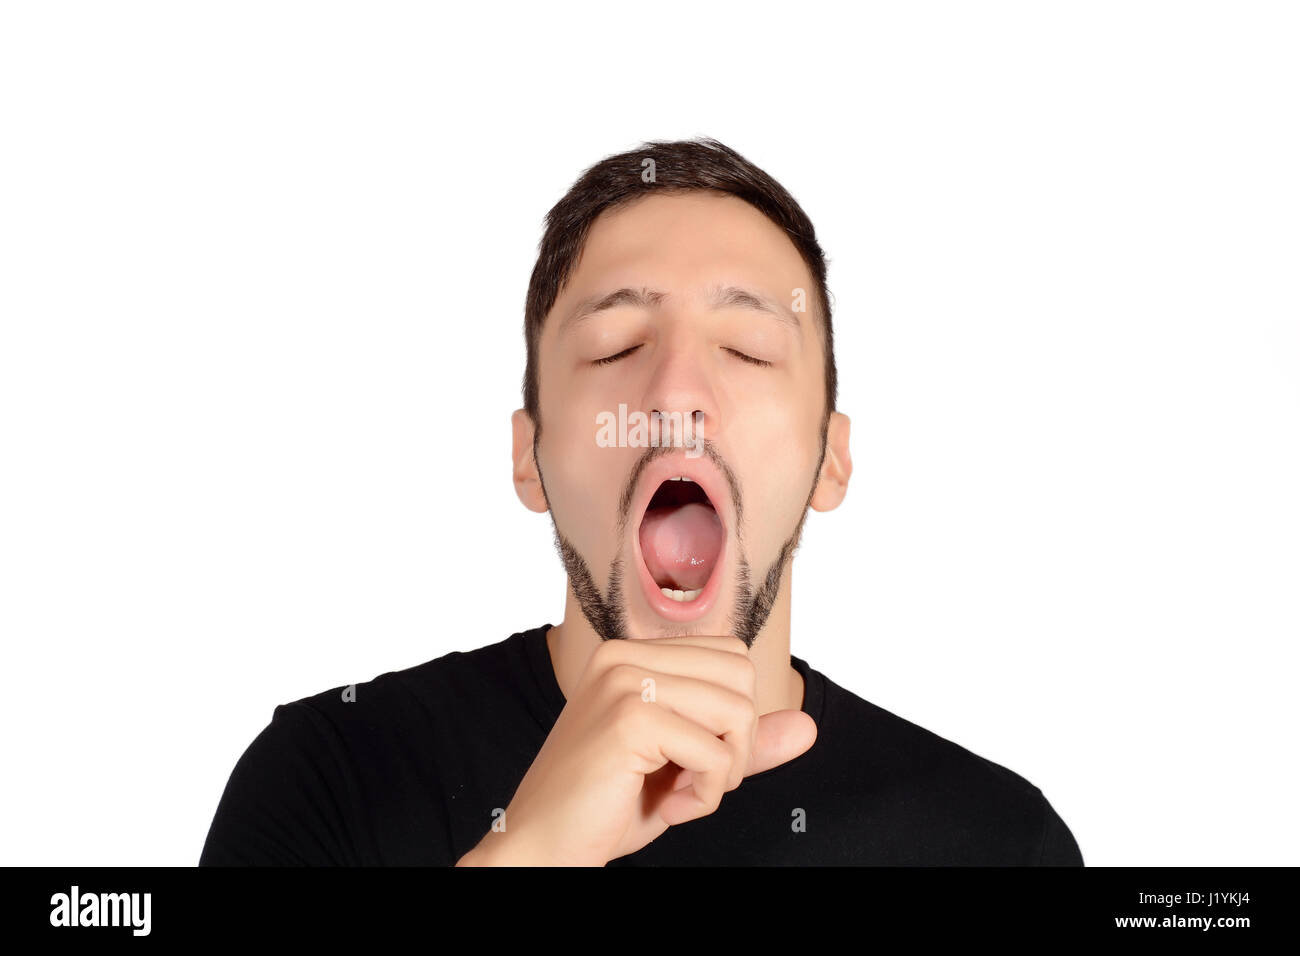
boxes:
[1036,793,1084,866]
[199,702,361,866]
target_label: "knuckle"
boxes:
[731,654,758,691]
[704,777,727,812]
[608,691,650,743]
[608,696,646,748]
[588,638,622,673]
[730,695,757,732]
[604,662,638,691]
[712,743,736,797]
[611,692,645,725]
[725,763,743,793]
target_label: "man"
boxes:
[199,138,1084,866]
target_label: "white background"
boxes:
[2,1,1296,866]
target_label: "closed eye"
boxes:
[723,347,773,368]
[591,344,642,366]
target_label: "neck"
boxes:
[545,561,805,716]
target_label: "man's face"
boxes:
[530,191,830,645]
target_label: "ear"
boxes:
[511,408,549,513]
[810,411,852,512]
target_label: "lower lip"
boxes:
[632,513,727,623]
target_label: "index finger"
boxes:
[631,634,749,656]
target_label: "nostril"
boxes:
[644,409,708,453]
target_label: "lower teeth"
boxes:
[660,586,703,602]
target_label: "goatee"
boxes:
[539,428,827,648]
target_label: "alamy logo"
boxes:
[49,885,151,936]
[595,405,704,458]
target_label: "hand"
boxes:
[455,634,817,866]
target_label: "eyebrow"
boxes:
[561,287,666,331]
[560,284,803,336]
[707,284,803,335]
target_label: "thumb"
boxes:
[747,710,817,777]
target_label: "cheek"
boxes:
[737,398,821,468]
[749,467,817,546]
[732,427,823,554]
[537,406,628,539]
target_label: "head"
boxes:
[511,138,852,647]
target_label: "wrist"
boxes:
[456,828,540,866]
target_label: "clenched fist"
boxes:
[456,634,817,866]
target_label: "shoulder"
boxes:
[200,628,544,866]
[284,628,537,734]
[815,669,1084,865]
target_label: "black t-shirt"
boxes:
[199,624,1084,866]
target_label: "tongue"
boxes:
[639,502,723,591]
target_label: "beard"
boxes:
[537,425,828,649]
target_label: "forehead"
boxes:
[555,191,815,316]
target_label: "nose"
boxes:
[641,335,719,450]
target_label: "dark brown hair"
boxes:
[522,138,836,430]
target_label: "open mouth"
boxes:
[637,476,724,605]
